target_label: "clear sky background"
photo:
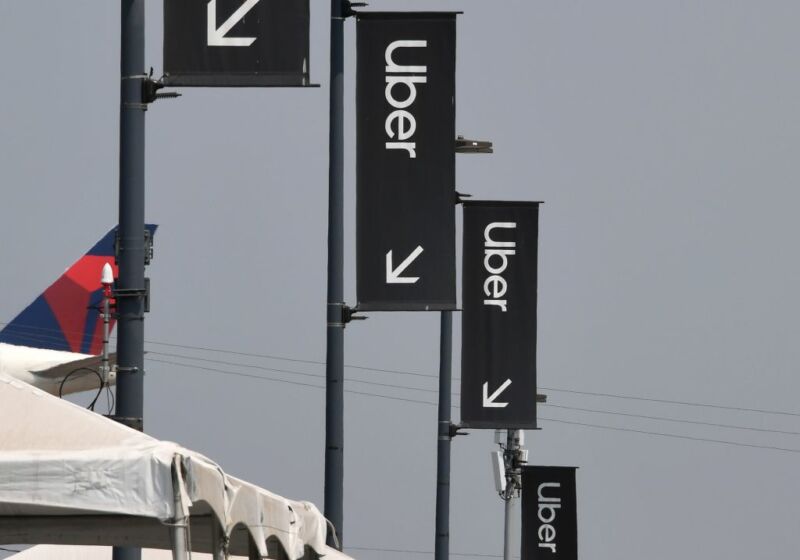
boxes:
[1,1,799,559]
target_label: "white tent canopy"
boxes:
[10,546,353,560]
[0,374,350,559]
[9,546,353,560]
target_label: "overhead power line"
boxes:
[149,357,800,455]
[3,321,799,418]
[147,351,441,394]
[150,352,800,438]
[543,404,800,437]
[143,340,800,418]
[538,386,800,418]
[541,417,800,455]
[147,358,440,408]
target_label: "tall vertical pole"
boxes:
[503,429,521,560]
[115,1,146,560]
[325,0,346,546]
[503,489,514,560]
[435,311,453,560]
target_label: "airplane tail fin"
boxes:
[0,225,158,354]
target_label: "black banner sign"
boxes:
[356,13,458,311]
[522,467,578,560]
[460,201,540,428]
[163,0,311,87]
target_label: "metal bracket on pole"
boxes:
[455,191,472,205]
[106,367,144,429]
[142,69,181,107]
[114,227,156,265]
[448,423,469,439]
[343,304,367,325]
[455,136,494,154]
[113,285,150,314]
[343,1,368,17]
[106,415,144,431]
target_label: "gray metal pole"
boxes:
[435,311,453,560]
[503,429,519,560]
[114,1,147,559]
[170,465,190,560]
[211,518,226,560]
[503,491,514,560]
[325,0,346,547]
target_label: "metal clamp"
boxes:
[105,415,143,431]
[114,227,156,265]
[442,422,468,440]
[455,135,494,154]
[455,191,472,205]
[137,69,181,108]
[450,423,468,438]
[327,303,367,327]
[343,305,367,324]
[113,281,151,313]
[344,1,368,17]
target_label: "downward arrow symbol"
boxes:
[207,0,260,47]
[386,246,424,284]
[483,379,512,408]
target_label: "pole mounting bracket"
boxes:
[455,191,472,205]
[455,135,494,154]
[343,304,367,324]
[142,68,181,107]
[114,227,156,265]
[344,1,368,18]
[106,415,143,431]
[112,279,151,313]
[449,423,469,438]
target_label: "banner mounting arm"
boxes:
[344,1,368,18]
[456,135,493,154]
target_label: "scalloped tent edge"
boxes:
[0,374,352,560]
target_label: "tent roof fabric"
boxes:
[9,545,353,560]
[0,375,351,560]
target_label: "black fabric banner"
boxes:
[163,0,310,87]
[522,467,578,560]
[460,201,540,428]
[356,13,458,311]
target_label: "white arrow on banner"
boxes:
[386,246,424,284]
[207,0,260,47]
[483,379,512,408]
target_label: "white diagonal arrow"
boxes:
[207,0,260,47]
[483,379,512,408]
[386,246,424,284]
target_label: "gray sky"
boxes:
[1,1,799,558]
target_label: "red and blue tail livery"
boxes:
[0,225,157,355]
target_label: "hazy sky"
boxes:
[1,1,799,559]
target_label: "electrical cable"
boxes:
[58,367,104,410]
[147,358,439,407]
[147,351,440,394]
[147,353,800,438]
[538,417,800,454]
[538,386,800,418]
[4,321,798,418]
[144,344,800,417]
[148,357,800,454]
[542,403,800,436]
